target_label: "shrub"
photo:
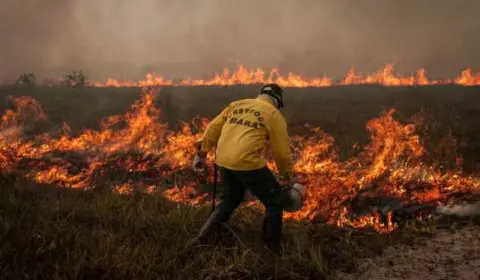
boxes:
[63,71,87,87]
[15,72,36,86]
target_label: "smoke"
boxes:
[437,202,480,217]
[1,0,479,80]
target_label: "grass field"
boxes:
[2,177,441,280]
[0,85,479,279]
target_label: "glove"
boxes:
[192,153,207,173]
[279,172,295,186]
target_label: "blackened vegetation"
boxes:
[348,179,480,227]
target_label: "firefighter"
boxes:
[189,83,295,254]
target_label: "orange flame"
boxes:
[0,88,479,233]
[88,64,480,88]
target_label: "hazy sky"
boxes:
[1,0,479,80]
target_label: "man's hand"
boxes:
[279,173,307,187]
[279,173,295,187]
[192,153,207,173]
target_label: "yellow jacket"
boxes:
[197,95,293,178]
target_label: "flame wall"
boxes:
[0,86,479,232]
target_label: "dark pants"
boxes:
[214,166,284,243]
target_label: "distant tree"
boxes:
[63,71,87,87]
[15,73,36,86]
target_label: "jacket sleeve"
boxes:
[197,104,232,156]
[266,111,294,179]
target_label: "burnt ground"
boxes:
[335,223,480,280]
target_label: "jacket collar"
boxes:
[256,94,277,108]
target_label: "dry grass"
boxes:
[0,84,479,279]
[0,178,437,280]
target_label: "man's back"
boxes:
[215,95,287,171]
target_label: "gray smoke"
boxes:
[1,0,479,81]
[437,202,480,217]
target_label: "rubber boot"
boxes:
[262,212,283,255]
[186,208,226,248]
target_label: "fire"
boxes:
[89,64,480,88]
[0,87,479,233]
[164,185,209,206]
[341,65,440,86]
[455,69,480,85]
